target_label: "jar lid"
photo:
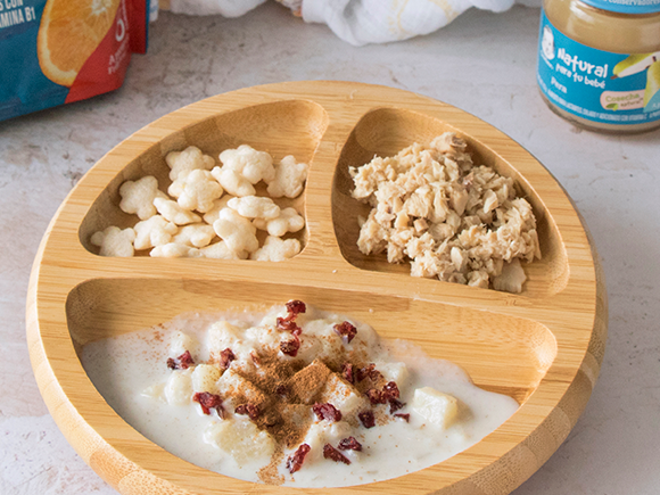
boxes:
[580,0,660,14]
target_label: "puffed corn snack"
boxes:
[91,144,309,261]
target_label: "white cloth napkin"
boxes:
[166,0,268,17]
[162,0,541,45]
[302,0,501,46]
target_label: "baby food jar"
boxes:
[537,0,660,133]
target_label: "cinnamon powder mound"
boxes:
[223,351,313,448]
[285,360,332,404]
[201,309,394,484]
[223,349,373,483]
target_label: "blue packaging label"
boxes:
[537,11,660,126]
[0,1,68,121]
[0,0,148,122]
[580,0,660,15]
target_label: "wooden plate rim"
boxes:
[26,81,607,495]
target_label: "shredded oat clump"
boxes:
[350,132,541,293]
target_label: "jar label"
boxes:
[537,11,660,126]
[579,0,660,15]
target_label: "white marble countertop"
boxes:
[2,4,659,494]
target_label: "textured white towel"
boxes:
[167,0,267,17]
[303,0,486,46]
[162,0,541,45]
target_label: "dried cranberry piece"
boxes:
[235,403,260,420]
[365,388,387,405]
[342,362,354,384]
[369,369,383,381]
[219,348,236,370]
[338,436,362,452]
[355,363,381,382]
[279,300,307,326]
[323,444,351,465]
[167,350,194,370]
[286,299,306,317]
[287,443,311,474]
[250,351,261,366]
[276,301,307,351]
[358,410,375,429]
[333,321,357,343]
[394,413,410,422]
[276,384,289,396]
[313,403,342,422]
[276,317,301,333]
[280,337,300,357]
[389,398,406,414]
[193,392,224,418]
[383,381,400,400]
[355,365,369,382]
[178,350,194,368]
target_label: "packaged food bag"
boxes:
[0,0,149,122]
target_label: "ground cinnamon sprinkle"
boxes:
[258,447,286,485]
[192,302,406,483]
[286,360,331,404]
[218,347,373,480]
[217,343,400,482]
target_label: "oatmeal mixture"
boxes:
[350,133,541,293]
[81,301,518,487]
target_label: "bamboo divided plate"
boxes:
[27,81,607,495]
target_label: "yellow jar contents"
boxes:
[538,0,660,133]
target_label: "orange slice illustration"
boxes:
[37,0,121,87]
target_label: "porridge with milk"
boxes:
[81,301,518,486]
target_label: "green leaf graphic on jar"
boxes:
[643,60,660,113]
[606,103,618,110]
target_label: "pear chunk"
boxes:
[412,387,459,429]
[204,418,275,464]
